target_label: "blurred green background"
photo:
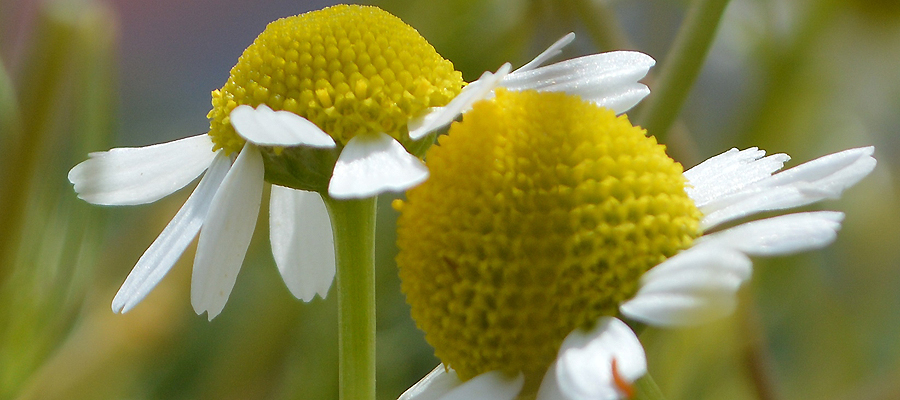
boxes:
[1,0,898,399]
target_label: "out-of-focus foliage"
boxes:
[1,0,898,399]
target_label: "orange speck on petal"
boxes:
[611,358,635,399]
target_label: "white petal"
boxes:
[501,51,656,114]
[698,211,844,256]
[514,32,576,73]
[684,147,790,208]
[620,247,752,327]
[328,133,429,199]
[407,63,512,140]
[269,185,335,301]
[541,317,646,400]
[399,365,523,400]
[191,143,264,320]
[230,104,336,148]
[399,365,463,400]
[442,372,523,400]
[111,152,231,313]
[761,146,875,190]
[697,147,875,229]
[68,134,216,205]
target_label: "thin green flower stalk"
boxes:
[635,0,732,142]
[324,197,377,400]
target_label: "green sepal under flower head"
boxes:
[395,89,703,390]
[206,4,463,192]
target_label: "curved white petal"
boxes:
[760,146,875,191]
[620,247,752,327]
[399,365,523,400]
[407,63,512,140]
[501,51,656,114]
[514,32,576,73]
[230,104,335,148]
[111,152,231,313]
[68,134,216,206]
[539,317,646,400]
[684,147,790,208]
[191,143,264,320]
[399,365,463,400]
[698,147,875,229]
[269,185,335,301]
[698,211,844,256]
[328,132,429,199]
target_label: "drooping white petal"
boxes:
[513,32,576,73]
[230,104,336,148]
[68,134,216,206]
[684,147,790,208]
[697,147,875,229]
[399,365,463,400]
[501,51,656,114]
[407,63,513,140]
[328,132,429,199]
[539,317,646,400]
[191,143,264,320]
[620,247,752,327]
[697,211,844,256]
[111,152,231,314]
[269,185,335,301]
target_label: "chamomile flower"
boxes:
[69,4,462,319]
[394,89,875,399]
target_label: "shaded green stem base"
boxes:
[635,0,732,142]
[635,372,668,400]
[323,196,377,400]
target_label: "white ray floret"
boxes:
[191,142,265,320]
[408,64,512,140]
[407,33,656,142]
[68,134,218,206]
[501,50,656,114]
[619,247,752,327]
[696,211,844,256]
[230,104,336,148]
[400,365,524,400]
[513,33,575,73]
[539,317,646,400]
[329,132,430,199]
[270,185,335,301]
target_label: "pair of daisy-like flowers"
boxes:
[69,30,874,400]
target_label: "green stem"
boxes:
[570,0,632,50]
[634,0,732,142]
[322,196,377,400]
[634,372,668,400]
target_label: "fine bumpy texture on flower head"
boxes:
[207,4,464,154]
[396,89,702,386]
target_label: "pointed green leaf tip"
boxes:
[206,4,464,156]
[395,90,702,391]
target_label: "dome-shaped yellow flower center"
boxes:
[206,5,464,155]
[395,90,702,389]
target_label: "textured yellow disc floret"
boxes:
[207,5,463,155]
[395,90,702,388]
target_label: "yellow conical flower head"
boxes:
[396,90,702,389]
[206,4,463,156]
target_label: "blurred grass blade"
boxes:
[0,1,117,398]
